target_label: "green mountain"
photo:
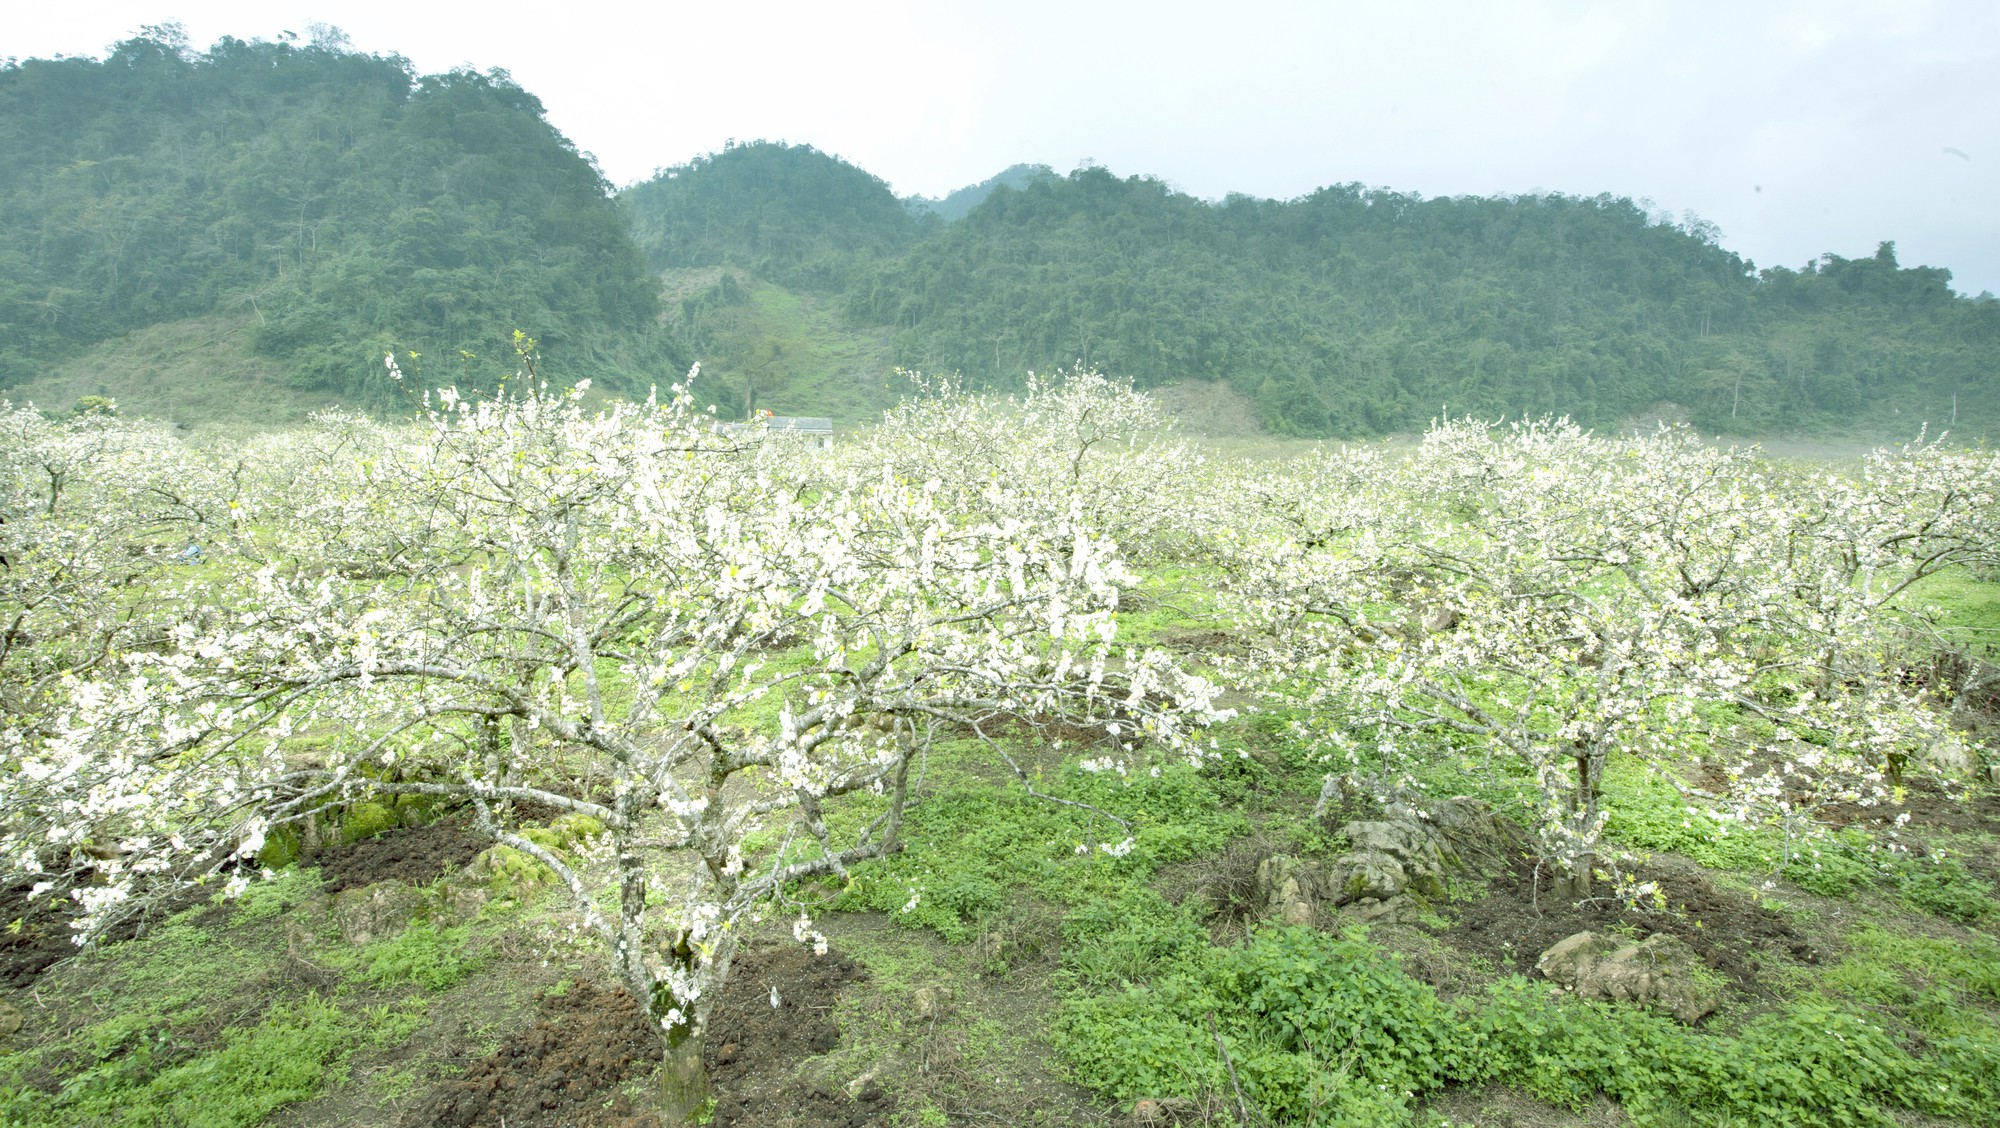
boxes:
[3,32,1991,439]
[628,147,1997,438]
[904,163,1056,222]
[853,170,1997,436]
[621,142,933,292]
[0,27,674,408]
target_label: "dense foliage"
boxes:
[621,141,933,291]
[632,146,1999,437]
[6,27,1991,438]
[0,26,672,402]
[857,172,1999,437]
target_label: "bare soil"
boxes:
[1439,854,1820,998]
[0,880,77,990]
[707,941,877,1128]
[0,875,218,991]
[398,979,658,1128]
[305,816,489,893]
[385,939,876,1128]
[1820,778,2000,837]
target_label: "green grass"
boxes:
[0,872,434,1128]
[3,313,335,427]
[669,271,900,427]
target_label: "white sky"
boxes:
[10,1,2000,294]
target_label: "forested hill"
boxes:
[4,30,1992,438]
[628,147,1999,438]
[620,141,934,292]
[0,29,674,407]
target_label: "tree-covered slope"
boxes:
[620,141,932,292]
[851,168,2000,436]
[903,163,1056,222]
[0,28,674,407]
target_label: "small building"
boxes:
[717,414,836,450]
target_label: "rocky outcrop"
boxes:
[1254,797,1525,928]
[1536,929,1720,1023]
[329,879,424,945]
[1256,854,1319,926]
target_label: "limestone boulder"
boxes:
[1537,930,1720,1023]
[1325,819,1448,905]
[1426,797,1531,870]
[1255,854,1319,926]
[330,879,424,946]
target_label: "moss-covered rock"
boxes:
[464,844,555,902]
[341,802,398,844]
[255,825,302,869]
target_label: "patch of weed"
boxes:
[362,919,479,991]
[835,754,1246,942]
[1053,920,2000,1127]
[1784,832,1998,921]
[0,991,406,1127]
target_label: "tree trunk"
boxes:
[657,1031,710,1125]
[1555,854,1593,901]
[1557,747,1604,901]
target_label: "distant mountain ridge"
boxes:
[624,144,1997,438]
[903,164,1057,223]
[2,30,1991,439]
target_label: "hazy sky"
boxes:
[12,1,2000,293]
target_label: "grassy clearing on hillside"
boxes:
[662,269,900,426]
[3,315,334,426]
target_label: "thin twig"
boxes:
[1207,1011,1255,1127]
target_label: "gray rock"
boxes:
[1326,819,1448,904]
[1256,796,1528,930]
[0,999,22,1037]
[913,985,954,1021]
[1334,893,1415,927]
[1426,797,1530,870]
[330,879,424,946]
[1536,930,1720,1023]
[1256,854,1319,926]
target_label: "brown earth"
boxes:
[0,880,78,990]
[1439,854,1819,998]
[388,940,874,1128]
[706,941,877,1128]
[0,874,222,991]
[398,978,658,1128]
[0,811,484,992]
[305,815,489,893]
[1819,778,2000,837]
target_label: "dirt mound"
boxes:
[399,979,657,1128]
[0,877,217,990]
[0,881,77,990]
[707,942,874,1128]
[1443,856,1818,997]
[306,817,488,894]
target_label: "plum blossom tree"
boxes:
[857,367,1216,564]
[20,366,1224,1119]
[0,403,250,923]
[1232,418,1978,897]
